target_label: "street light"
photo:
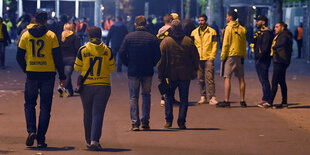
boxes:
[234,8,238,12]
[252,6,256,10]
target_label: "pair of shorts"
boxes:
[223,56,244,78]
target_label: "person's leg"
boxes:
[297,40,302,58]
[269,63,281,105]
[165,81,177,124]
[0,42,5,67]
[36,78,55,144]
[238,77,246,102]
[177,80,190,128]
[206,60,216,99]
[91,86,111,142]
[80,85,94,145]
[140,76,152,126]
[63,57,75,95]
[128,76,141,126]
[278,64,288,104]
[116,48,123,72]
[224,77,231,102]
[24,79,39,134]
[257,61,271,102]
[198,61,206,97]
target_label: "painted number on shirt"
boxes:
[90,57,103,76]
[29,39,45,57]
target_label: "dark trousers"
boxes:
[24,77,55,144]
[297,39,302,58]
[269,63,288,105]
[113,47,123,72]
[0,42,5,67]
[165,80,190,126]
[255,60,271,102]
[63,57,75,95]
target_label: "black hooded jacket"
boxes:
[253,27,273,62]
[272,29,293,65]
[16,25,66,80]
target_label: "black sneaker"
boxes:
[37,142,48,148]
[178,124,187,130]
[142,123,150,130]
[216,101,230,108]
[26,132,36,146]
[273,104,288,109]
[164,122,172,128]
[89,141,102,151]
[240,101,247,107]
[130,124,140,131]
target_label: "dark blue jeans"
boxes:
[128,76,152,126]
[165,80,190,126]
[255,60,271,102]
[63,57,75,95]
[24,77,55,144]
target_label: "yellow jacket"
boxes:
[221,21,247,60]
[74,42,115,86]
[191,26,218,60]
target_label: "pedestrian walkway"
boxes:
[0,44,310,154]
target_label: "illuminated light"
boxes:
[101,6,105,10]
[51,11,56,18]
[234,9,238,12]
[252,6,256,10]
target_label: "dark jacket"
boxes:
[254,27,273,62]
[157,33,199,81]
[272,29,293,65]
[119,27,161,77]
[0,23,11,46]
[60,33,80,57]
[106,21,128,50]
[16,25,66,80]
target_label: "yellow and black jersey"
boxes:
[74,42,115,86]
[18,30,59,72]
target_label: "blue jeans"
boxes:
[80,85,111,144]
[63,57,75,95]
[128,76,152,126]
[24,77,55,144]
[255,60,271,101]
[165,80,190,126]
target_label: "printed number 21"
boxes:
[30,39,45,57]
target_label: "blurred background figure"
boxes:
[0,17,12,69]
[294,23,303,59]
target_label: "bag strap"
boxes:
[80,57,99,84]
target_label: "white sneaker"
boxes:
[160,100,165,107]
[198,96,206,104]
[209,97,218,105]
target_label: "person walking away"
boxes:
[294,23,303,59]
[74,26,115,150]
[218,10,247,108]
[0,17,11,69]
[253,15,273,108]
[268,22,292,109]
[16,11,66,148]
[78,18,89,45]
[183,18,196,37]
[60,22,81,96]
[158,19,199,129]
[191,14,218,105]
[119,16,161,131]
[106,16,128,72]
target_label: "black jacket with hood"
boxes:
[253,27,273,62]
[272,29,293,65]
[16,25,66,80]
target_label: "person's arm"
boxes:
[106,26,114,45]
[221,27,231,61]
[107,47,116,73]
[119,37,128,66]
[273,35,289,50]
[3,25,11,44]
[74,46,84,72]
[157,40,167,80]
[16,48,26,72]
[210,31,218,60]
[52,47,66,80]
[152,38,161,66]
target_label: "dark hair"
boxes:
[60,14,68,23]
[163,14,173,24]
[88,26,102,38]
[277,21,288,29]
[199,14,208,21]
[135,16,146,27]
[171,19,184,35]
[35,11,48,24]
[227,10,238,20]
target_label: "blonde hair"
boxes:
[61,22,74,42]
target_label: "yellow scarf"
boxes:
[271,34,279,56]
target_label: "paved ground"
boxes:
[0,44,310,155]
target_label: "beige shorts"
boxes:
[224,56,244,78]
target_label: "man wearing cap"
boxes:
[253,15,273,108]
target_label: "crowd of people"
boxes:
[0,9,295,151]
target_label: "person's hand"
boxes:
[60,80,66,88]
